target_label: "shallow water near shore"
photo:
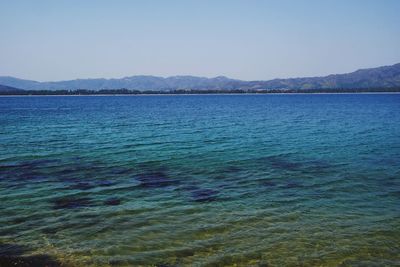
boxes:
[1,94,399,266]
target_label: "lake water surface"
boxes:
[0,94,399,266]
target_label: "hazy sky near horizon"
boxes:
[0,0,400,81]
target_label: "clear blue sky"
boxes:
[1,0,399,81]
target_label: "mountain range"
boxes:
[1,63,399,91]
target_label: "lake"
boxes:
[0,94,399,266]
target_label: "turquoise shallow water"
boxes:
[0,94,399,266]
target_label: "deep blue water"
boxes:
[0,94,399,266]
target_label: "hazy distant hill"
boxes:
[1,63,399,91]
[240,63,400,90]
[0,84,24,93]
[0,75,239,91]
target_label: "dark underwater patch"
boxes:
[110,166,134,175]
[155,262,176,267]
[109,258,128,266]
[268,157,303,171]
[0,243,28,256]
[179,184,199,191]
[135,171,179,188]
[173,248,195,257]
[104,197,121,206]
[223,165,243,173]
[42,217,104,235]
[257,155,336,175]
[56,167,77,176]
[258,261,269,267]
[56,165,110,184]
[11,216,27,225]
[52,196,93,209]
[137,161,169,172]
[302,159,335,174]
[213,164,245,183]
[260,180,277,187]
[0,254,62,267]
[97,179,116,187]
[0,158,59,184]
[284,182,303,189]
[0,243,61,267]
[180,184,220,202]
[67,182,95,190]
[14,158,60,169]
[54,167,85,184]
[16,171,48,182]
[41,227,59,235]
[0,161,51,183]
[190,188,219,202]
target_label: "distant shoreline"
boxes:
[2,86,400,96]
[1,92,400,97]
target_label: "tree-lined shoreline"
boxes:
[1,87,400,96]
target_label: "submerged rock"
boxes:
[0,243,28,256]
[258,261,269,267]
[0,243,61,267]
[109,258,128,266]
[174,248,195,257]
[0,254,61,267]
[155,262,176,267]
